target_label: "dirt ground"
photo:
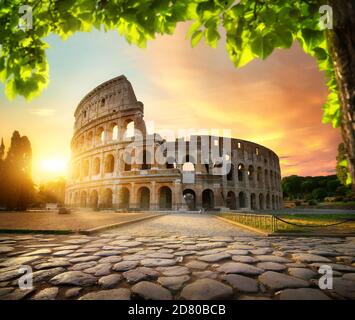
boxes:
[0,211,151,231]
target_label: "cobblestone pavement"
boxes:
[0,214,354,300]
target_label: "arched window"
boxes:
[202,189,214,210]
[120,187,130,209]
[93,158,100,175]
[102,188,113,208]
[138,187,150,210]
[227,164,234,181]
[159,187,172,210]
[90,190,98,209]
[226,191,236,209]
[248,165,255,182]
[238,192,246,208]
[250,193,257,210]
[124,120,135,139]
[83,160,89,177]
[96,127,105,144]
[259,193,264,210]
[183,189,196,210]
[110,123,118,140]
[238,164,245,181]
[105,154,115,173]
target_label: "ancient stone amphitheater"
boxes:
[65,75,282,211]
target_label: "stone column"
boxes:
[150,181,158,211]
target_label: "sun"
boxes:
[40,158,67,173]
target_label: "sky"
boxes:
[0,23,341,183]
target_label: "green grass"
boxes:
[219,212,355,235]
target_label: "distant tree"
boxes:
[282,175,303,199]
[326,178,341,193]
[0,131,35,210]
[37,177,66,205]
[312,187,328,200]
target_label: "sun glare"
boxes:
[40,158,67,173]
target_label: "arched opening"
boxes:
[183,189,196,210]
[86,131,93,148]
[93,158,100,175]
[105,154,115,173]
[238,164,245,181]
[110,123,119,140]
[74,192,79,206]
[264,169,269,188]
[227,164,234,181]
[272,195,275,210]
[159,186,172,210]
[141,150,151,170]
[248,165,255,183]
[90,190,98,209]
[138,187,150,210]
[238,192,246,208]
[226,191,236,210]
[266,194,271,209]
[80,191,87,207]
[259,193,264,210]
[96,127,105,144]
[120,187,130,209]
[124,120,135,139]
[250,193,257,210]
[257,167,262,186]
[270,170,274,189]
[202,189,214,210]
[83,160,89,177]
[102,188,113,208]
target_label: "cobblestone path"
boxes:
[0,214,354,300]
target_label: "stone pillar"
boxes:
[150,181,158,211]
[130,183,137,209]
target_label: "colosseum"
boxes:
[65,75,283,211]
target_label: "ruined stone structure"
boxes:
[65,76,282,211]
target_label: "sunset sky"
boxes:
[0,24,341,183]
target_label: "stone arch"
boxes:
[159,186,172,210]
[250,193,257,210]
[74,191,79,206]
[102,188,113,208]
[93,157,100,175]
[248,165,255,183]
[138,187,150,210]
[264,169,269,188]
[90,190,98,209]
[226,191,237,210]
[272,195,275,210]
[120,187,130,209]
[80,191,87,207]
[259,193,265,210]
[183,189,196,210]
[83,160,89,177]
[123,119,135,139]
[86,131,93,148]
[266,193,271,209]
[109,123,119,140]
[105,154,115,173]
[227,164,234,181]
[202,189,214,210]
[238,164,245,181]
[257,167,263,186]
[96,127,105,144]
[238,191,246,208]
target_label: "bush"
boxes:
[308,199,318,206]
[311,188,327,201]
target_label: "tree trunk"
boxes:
[328,0,355,189]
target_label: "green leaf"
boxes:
[191,30,203,48]
[205,26,220,48]
[251,33,276,59]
